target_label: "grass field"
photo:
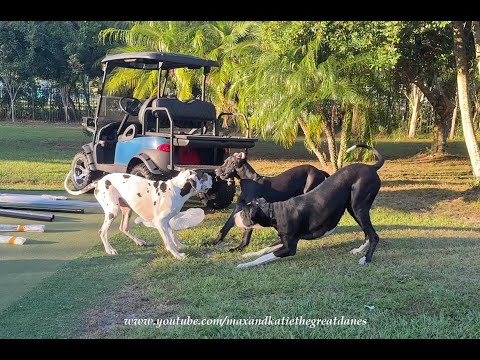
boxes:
[1,122,480,339]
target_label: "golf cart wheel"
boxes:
[207,179,236,209]
[71,151,96,191]
[129,163,164,180]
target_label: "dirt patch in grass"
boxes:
[77,280,181,338]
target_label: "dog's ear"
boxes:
[233,152,246,160]
[195,170,205,181]
[180,178,196,196]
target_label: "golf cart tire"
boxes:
[130,163,160,180]
[207,180,236,209]
[71,151,98,191]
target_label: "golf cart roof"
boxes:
[102,52,220,70]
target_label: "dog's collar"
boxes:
[262,202,275,226]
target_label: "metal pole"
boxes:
[202,74,206,101]
[0,209,54,222]
[157,63,163,97]
[0,204,84,214]
[94,63,109,136]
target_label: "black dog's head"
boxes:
[214,152,247,180]
[234,198,274,229]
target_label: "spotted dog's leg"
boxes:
[168,226,187,249]
[119,206,147,246]
[95,183,124,255]
[98,207,120,255]
[155,218,186,259]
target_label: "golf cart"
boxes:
[69,52,257,209]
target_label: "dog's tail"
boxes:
[346,144,384,170]
[63,170,97,196]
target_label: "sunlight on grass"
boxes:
[1,123,480,339]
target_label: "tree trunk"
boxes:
[10,98,15,123]
[297,118,328,169]
[407,83,424,138]
[337,110,352,169]
[59,85,78,123]
[453,21,480,180]
[31,86,36,121]
[472,21,480,77]
[473,96,480,129]
[413,80,452,154]
[322,117,338,172]
[0,73,21,123]
[81,75,92,116]
[351,104,360,136]
[449,92,458,139]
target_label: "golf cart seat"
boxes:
[139,97,216,132]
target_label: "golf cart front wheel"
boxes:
[71,151,96,191]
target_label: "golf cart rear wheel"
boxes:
[71,151,97,191]
[130,163,168,181]
[207,180,236,209]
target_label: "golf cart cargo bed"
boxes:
[145,132,257,148]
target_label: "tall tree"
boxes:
[0,22,30,122]
[395,21,456,154]
[405,83,425,138]
[453,21,480,180]
[26,21,112,122]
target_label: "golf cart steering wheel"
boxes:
[119,97,142,116]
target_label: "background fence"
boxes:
[0,83,98,123]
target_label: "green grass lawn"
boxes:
[1,122,480,339]
[0,123,90,189]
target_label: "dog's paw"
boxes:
[203,239,219,247]
[106,248,118,255]
[358,256,367,265]
[236,262,249,269]
[350,248,361,255]
[228,246,244,253]
[176,252,187,260]
[241,252,257,258]
[136,239,147,246]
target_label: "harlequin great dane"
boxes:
[64,169,212,259]
[233,144,384,268]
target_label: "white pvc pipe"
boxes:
[0,235,26,245]
[0,224,45,232]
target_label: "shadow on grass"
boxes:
[25,239,58,245]
[46,229,80,233]
[52,216,83,222]
[376,187,463,212]
[381,179,455,187]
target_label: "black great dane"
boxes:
[233,144,384,268]
[209,151,329,251]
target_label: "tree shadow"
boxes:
[381,179,455,187]
[24,239,58,245]
[375,187,463,212]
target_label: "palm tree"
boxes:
[244,22,367,172]
[99,20,256,115]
